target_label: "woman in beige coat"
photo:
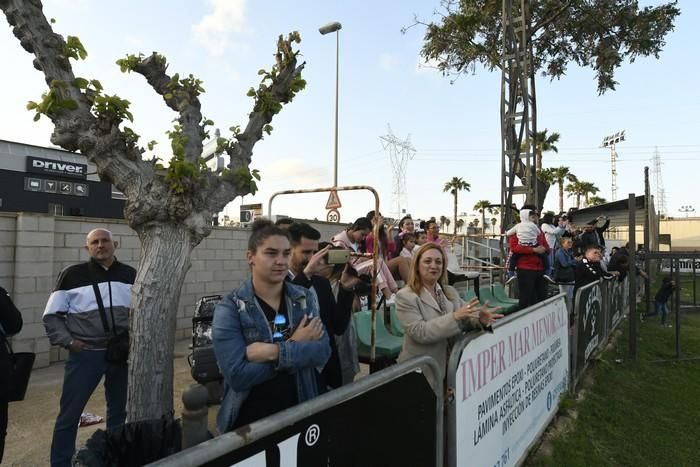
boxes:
[395,243,502,389]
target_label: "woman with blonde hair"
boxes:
[395,243,502,388]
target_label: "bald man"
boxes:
[43,228,136,467]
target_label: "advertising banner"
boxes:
[452,297,569,467]
[153,359,442,467]
[607,280,624,333]
[575,281,604,374]
[661,258,699,273]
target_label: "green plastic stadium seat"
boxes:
[388,305,404,337]
[354,310,403,358]
[492,283,519,305]
[478,286,519,315]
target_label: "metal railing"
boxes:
[150,356,444,467]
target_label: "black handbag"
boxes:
[7,350,36,401]
[554,265,575,283]
[105,331,130,365]
[1,329,36,402]
[190,346,221,383]
[91,271,129,365]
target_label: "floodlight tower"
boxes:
[380,124,416,219]
[601,130,626,202]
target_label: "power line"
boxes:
[380,124,415,219]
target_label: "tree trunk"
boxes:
[559,182,564,213]
[482,212,486,236]
[453,194,458,235]
[127,223,194,421]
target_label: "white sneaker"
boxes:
[385,293,396,306]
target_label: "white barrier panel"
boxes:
[453,297,569,467]
[661,259,699,273]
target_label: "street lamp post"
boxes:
[679,205,695,218]
[319,21,342,187]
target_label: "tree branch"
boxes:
[224,34,305,192]
[131,54,205,164]
[531,1,573,36]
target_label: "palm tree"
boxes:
[439,215,447,232]
[443,177,471,235]
[532,129,560,171]
[491,217,498,234]
[540,166,577,212]
[473,218,479,231]
[578,182,600,206]
[565,180,600,208]
[456,218,465,232]
[444,218,451,232]
[565,181,583,208]
[473,200,494,236]
[588,196,607,206]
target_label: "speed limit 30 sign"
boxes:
[326,209,340,223]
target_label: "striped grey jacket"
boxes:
[43,258,136,349]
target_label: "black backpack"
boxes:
[189,295,222,383]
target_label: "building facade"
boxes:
[0,139,125,218]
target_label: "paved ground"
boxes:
[5,339,370,465]
[4,339,205,466]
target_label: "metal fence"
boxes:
[154,281,631,466]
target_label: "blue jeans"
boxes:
[50,349,127,467]
[643,300,669,325]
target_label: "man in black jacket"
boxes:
[576,216,611,253]
[574,245,617,295]
[0,286,23,464]
[287,223,358,390]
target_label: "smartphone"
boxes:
[327,249,350,264]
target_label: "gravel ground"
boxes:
[4,339,371,465]
[4,339,204,466]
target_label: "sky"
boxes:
[1,0,698,225]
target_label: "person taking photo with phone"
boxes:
[286,222,360,390]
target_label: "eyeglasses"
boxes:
[272,313,287,342]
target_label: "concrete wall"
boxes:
[660,218,700,250]
[0,212,346,368]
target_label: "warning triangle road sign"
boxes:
[325,190,342,209]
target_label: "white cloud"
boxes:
[192,0,246,56]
